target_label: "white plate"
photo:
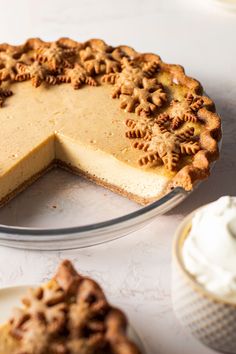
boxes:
[0,285,146,353]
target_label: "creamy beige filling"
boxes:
[0,133,169,204]
[0,136,55,202]
[55,134,169,199]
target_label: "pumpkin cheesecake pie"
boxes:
[0,260,141,354]
[0,38,221,205]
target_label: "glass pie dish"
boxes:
[0,32,221,251]
[0,168,189,250]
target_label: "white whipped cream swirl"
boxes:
[182,196,236,299]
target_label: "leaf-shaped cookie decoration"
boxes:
[58,63,97,89]
[156,93,204,130]
[103,58,167,117]
[36,42,75,70]
[0,87,13,107]
[15,62,57,87]
[128,119,201,171]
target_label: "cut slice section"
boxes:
[0,135,55,205]
[55,133,170,204]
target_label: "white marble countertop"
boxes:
[0,0,235,353]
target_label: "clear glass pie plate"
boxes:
[0,168,189,250]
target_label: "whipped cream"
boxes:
[182,196,236,299]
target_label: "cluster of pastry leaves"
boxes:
[101,51,204,172]
[125,93,204,172]
[0,39,168,116]
[9,260,140,354]
[0,39,119,106]
[103,57,167,117]
[0,39,121,106]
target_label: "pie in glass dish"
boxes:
[0,260,141,354]
[0,38,221,205]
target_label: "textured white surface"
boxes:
[0,0,235,353]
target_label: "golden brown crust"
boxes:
[0,37,221,194]
[8,260,141,354]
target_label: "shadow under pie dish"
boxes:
[0,37,221,207]
[0,260,142,354]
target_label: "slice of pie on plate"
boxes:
[0,38,221,205]
[0,260,141,354]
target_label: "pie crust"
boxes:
[0,260,141,354]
